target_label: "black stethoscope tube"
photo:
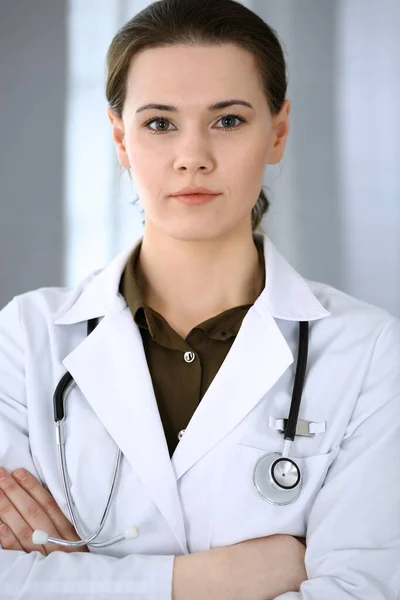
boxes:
[283,321,309,442]
[53,318,99,422]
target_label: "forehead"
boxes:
[125,44,263,109]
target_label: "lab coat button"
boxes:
[178,429,186,440]
[184,351,196,363]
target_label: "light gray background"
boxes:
[1,0,399,317]
[0,0,67,301]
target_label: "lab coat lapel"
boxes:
[171,301,295,480]
[171,234,330,479]
[56,279,188,553]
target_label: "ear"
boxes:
[107,108,131,169]
[267,99,291,165]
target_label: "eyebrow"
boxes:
[135,99,254,115]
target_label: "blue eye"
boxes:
[143,113,246,135]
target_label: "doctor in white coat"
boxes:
[1,1,400,599]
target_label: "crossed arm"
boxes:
[0,466,307,600]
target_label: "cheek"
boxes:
[242,136,270,174]
[222,140,268,203]
[127,141,167,198]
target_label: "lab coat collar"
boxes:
[53,242,138,325]
[54,233,330,325]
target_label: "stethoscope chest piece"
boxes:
[253,452,302,506]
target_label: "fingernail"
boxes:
[13,469,27,481]
[0,469,7,481]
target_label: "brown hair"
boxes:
[105,0,288,232]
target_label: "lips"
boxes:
[173,193,220,206]
[171,186,218,196]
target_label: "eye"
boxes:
[143,113,246,135]
[216,114,246,130]
[143,116,174,134]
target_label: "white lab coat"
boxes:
[0,233,399,600]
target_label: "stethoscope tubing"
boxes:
[35,318,133,549]
[283,320,309,442]
[57,419,123,548]
[253,320,309,505]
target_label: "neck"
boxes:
[136,221,265,331]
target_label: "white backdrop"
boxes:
[65,0,400,317]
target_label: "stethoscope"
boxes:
[33,318,309,548]
[33,317,140,549]
[253,320,309,506]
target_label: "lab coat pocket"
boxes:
[209,443,340,548]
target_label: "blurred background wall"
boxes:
[0,0,67,301]
[0,0,399,317]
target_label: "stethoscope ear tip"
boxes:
[124,524,140,540]
[32,530,49,545]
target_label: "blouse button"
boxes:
[184,351,196,363]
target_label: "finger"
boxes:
[11,469,80,544]
[0,468,67,554]
[0,488,48,554]
[0,521,37,554]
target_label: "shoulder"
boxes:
[307,278,400,355]
[0,268,102,327]
[309,277,397,324]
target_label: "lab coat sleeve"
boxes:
[0,298,175,600]
[274,315,400,600]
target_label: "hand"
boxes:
[226,534,307,600]
[0,467,89,555]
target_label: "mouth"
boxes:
[172,193,221,206]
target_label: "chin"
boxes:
[150,215,227,242]
[146,209,249,242]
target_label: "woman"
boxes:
[0,0,399,598]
